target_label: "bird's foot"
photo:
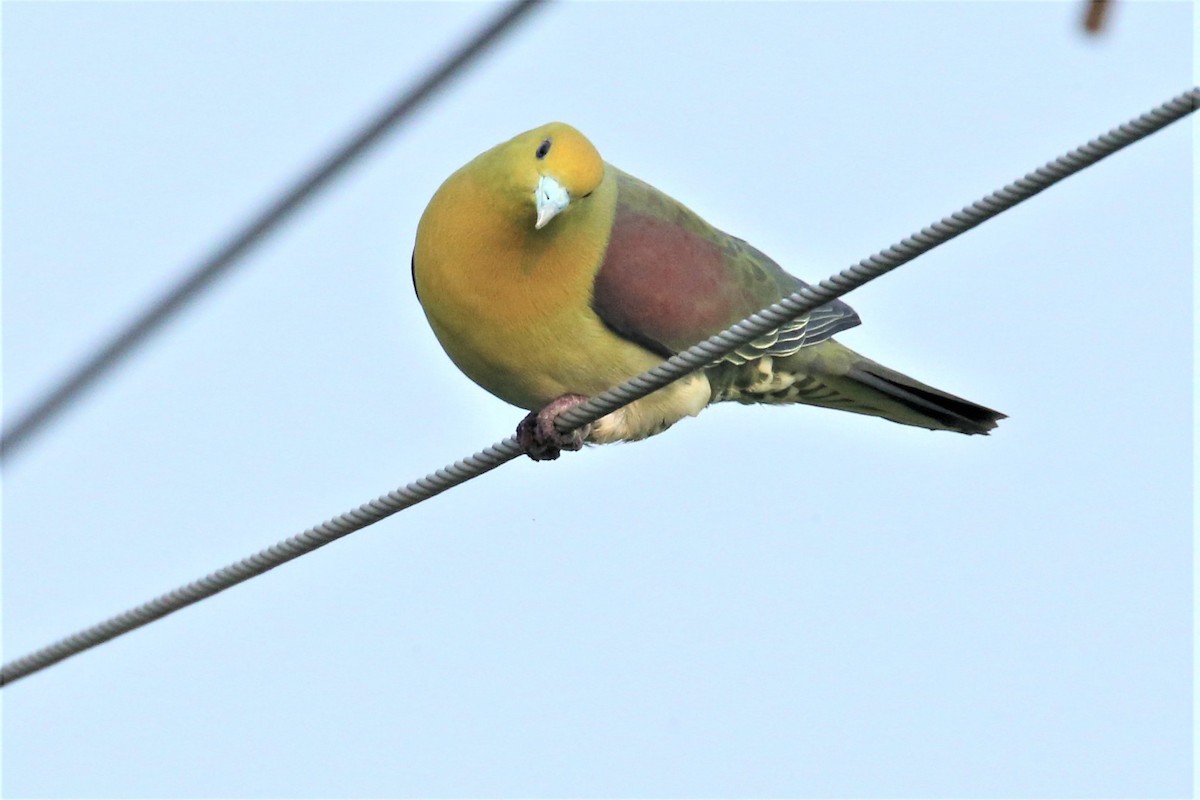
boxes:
[517,394,593,461]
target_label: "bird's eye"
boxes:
[535,139,552,159]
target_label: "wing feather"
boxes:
[592,167,859,363]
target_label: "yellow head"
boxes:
[473,122,606,231]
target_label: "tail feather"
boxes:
[709,340,1005,435]
[844,361,1005,435]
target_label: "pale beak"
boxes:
[534,175,570,229]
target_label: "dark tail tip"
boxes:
[848,364,1006,435]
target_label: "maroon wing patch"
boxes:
[592,197,767,355]
[592,169,862,358]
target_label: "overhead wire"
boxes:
[1,86,1194,687]
[0,0,547,463]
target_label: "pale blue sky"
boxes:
[2,2,1193,797]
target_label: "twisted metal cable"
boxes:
[0,440,525,686]
[553,86,1199,432]
[0,0,547,463]
[1,87,1193,688]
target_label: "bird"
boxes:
[412,122,1004,461]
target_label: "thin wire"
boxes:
[0,0,546,463]
[1,439,526,687]
[1,87,1194,688]
[552,87,1198,433]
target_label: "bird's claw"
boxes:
[517,394,593,461]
